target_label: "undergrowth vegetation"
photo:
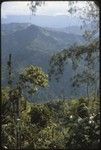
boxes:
[2,88,100,149]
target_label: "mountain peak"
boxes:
[27,24,41,30]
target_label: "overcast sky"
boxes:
[1,1,87,18]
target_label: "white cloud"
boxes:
[1,1,70,17]
[1,1,87,18]
[1,1,31,17]
[36,1,69,16]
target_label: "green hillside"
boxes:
[1,24,86,100]
[1,23,99,149]
[2,86,100,149]
[2,23,85,67]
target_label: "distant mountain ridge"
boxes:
[2,23,85,59]
[45,26,86,35]
[1,23,30,35]
[1,23,86,101]
[2,15,82,27]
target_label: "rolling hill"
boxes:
[2,23,85,70]
[1,23,86,101]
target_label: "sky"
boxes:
[1,1,87,18]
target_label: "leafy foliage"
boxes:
[2,90,100,149]
[1,2,100,149]
[49,38,99,99]
[19,65,48,96]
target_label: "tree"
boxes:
[49,37,99,97]
[1,54,48,149]
[28,1,45,14]
[48,1,99,99]
[19,65,48,99]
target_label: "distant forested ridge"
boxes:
[1,23,99,101]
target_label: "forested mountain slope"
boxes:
[2,23,96,101]
[2,24,85,96]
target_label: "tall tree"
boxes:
[48,1,99,99]
[1,54,48,149]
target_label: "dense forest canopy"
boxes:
[1,1,100,149]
